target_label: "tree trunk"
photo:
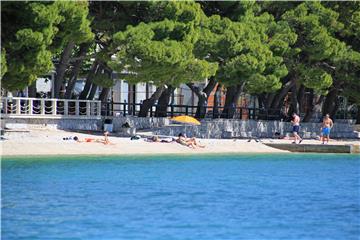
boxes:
[265,93,276,109]
[28,82,37,98]
[87,83,98,100]
[98,87,110,116]
[155,85,175,117]
[271,79,295,109]
[54,41,75,98]
[297,85,305,114]
[356,107,360,124]
[330,97,340,119]
[221,83,244,118]
[79,78,92,100]
[200,76,217,118]
[190,86,207,118]
[98,68,112,103]
[303,89,327,123]
[138,85,167,117]
[221,86,236,118]
[186,76,217,118]
[99,87,110,102]
[213,83,222,118]
[79,60,99,100]
[88,64,105,100]
[302,90,314,122]
[258,94,266,109]
[290,84,300,115]
[64,43,89,99]
[127,84,135,115]
[322,88,338,116]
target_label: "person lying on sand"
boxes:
[176,133,205,149]
[67,131,114,145]
[145,136,175,143]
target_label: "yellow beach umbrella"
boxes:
[170,115,201,125]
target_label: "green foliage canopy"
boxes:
[52,1,94,52]
[1,2,61,90]
[281,2,359,94]
[1,1,93,91]
[1,0,359,108]
[1,49,7,79]
[111,1,218,88]
[207,9,296,94]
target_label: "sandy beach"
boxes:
[1,129,359,157]
[0,129,286,157]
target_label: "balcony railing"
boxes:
[1,97,101,118]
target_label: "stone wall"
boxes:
[2,116,358,139]
[152,119,360,139]
[2,116,169,132]
[110,116,169,131]
[3,117,101,131]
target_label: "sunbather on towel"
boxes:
[69,131,113,145]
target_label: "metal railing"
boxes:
[101,101,358,121]
[1,97,101,118]
[2,97,355,122]
[102,102,283,120]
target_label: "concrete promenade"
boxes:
[264,143,360,154]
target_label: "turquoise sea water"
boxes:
[2,154,360,240]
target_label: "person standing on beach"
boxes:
[291,113,303,144]
[321,114,334,144]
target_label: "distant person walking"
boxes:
[291,113,303,144]
[321,114,334,144]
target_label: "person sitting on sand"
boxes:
[103,131,111,145]
[176,133,205,149]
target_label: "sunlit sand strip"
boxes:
[1,129,288,157]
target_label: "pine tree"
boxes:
[1,2,61,90]
[111,1,217,117]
